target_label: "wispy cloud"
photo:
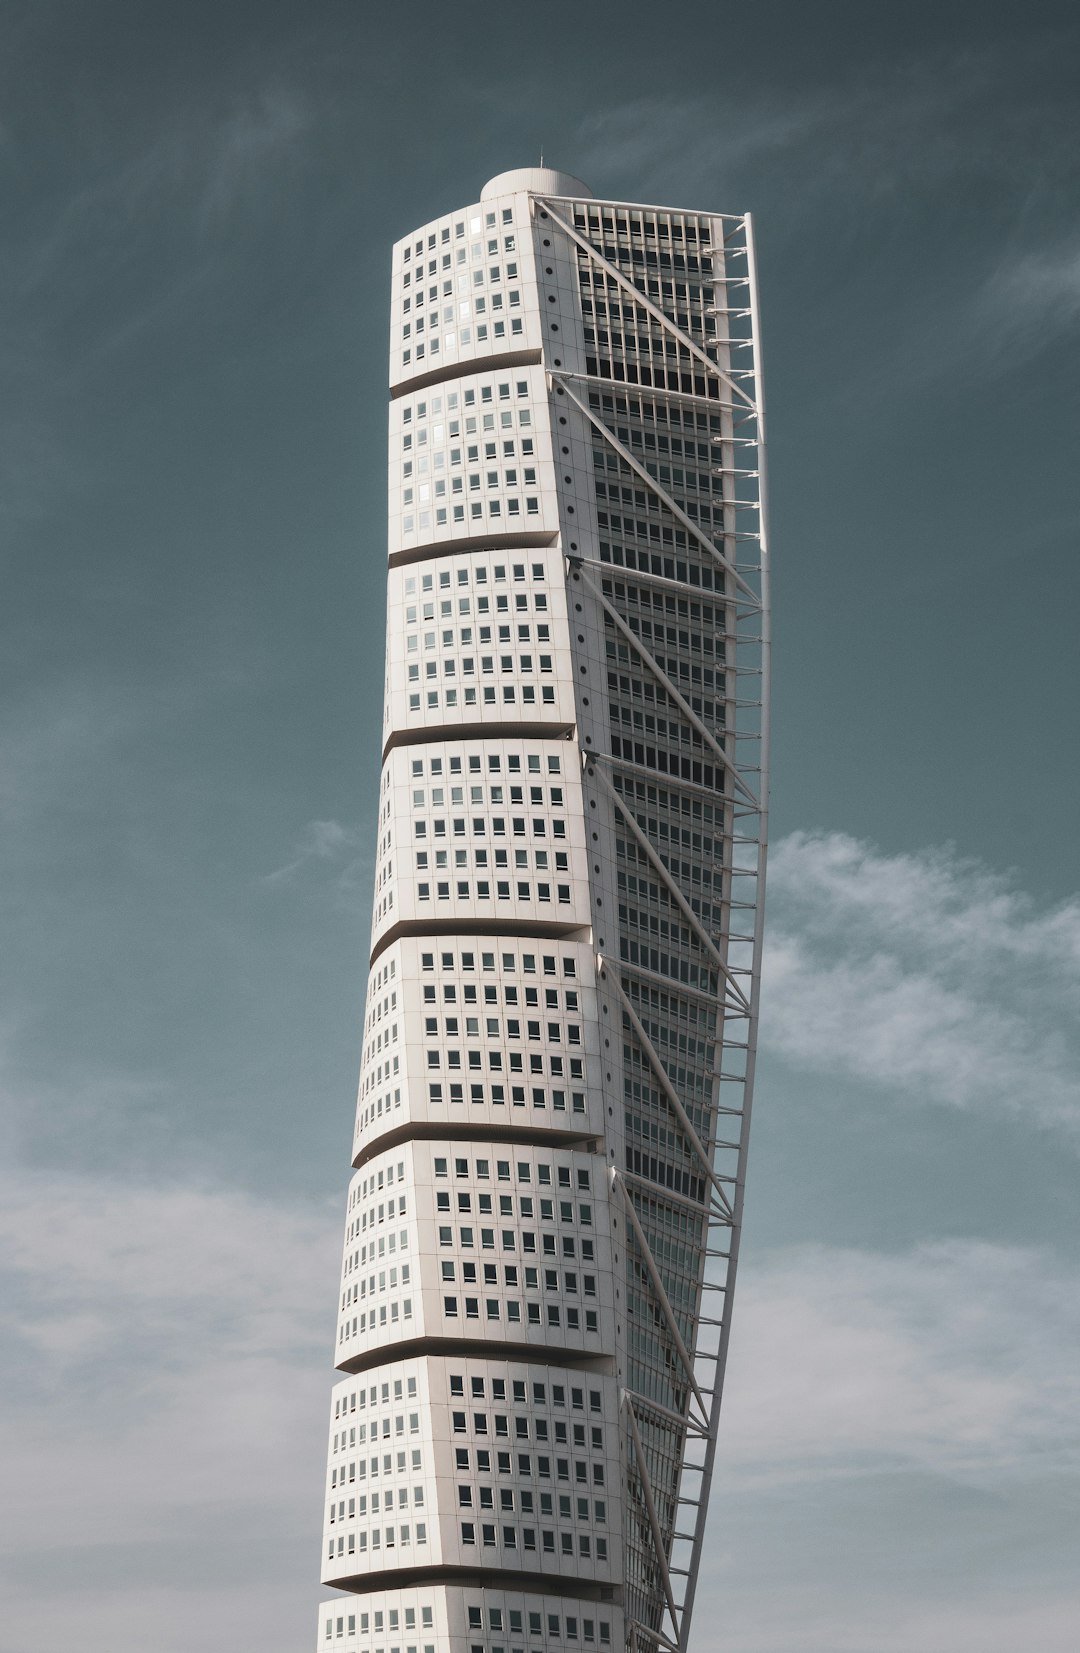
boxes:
[573,32,1079,221]
[763,832,1080,1133]
[722,1238,1080,1489]
[969,241,1080,367]
[262,817,369,887]
[0,1158,338,1649]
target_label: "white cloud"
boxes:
[762,832,1080,1133]
[720,1239,1080,1489]
[572,34,1078,223]
[261,816,370,887]
[971,242,1080,366]
[0,1162,338,1651]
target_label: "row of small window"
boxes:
[443,1262,596,1295]
[413,825,567,848]
[573,207,711,244]
[331,1448,422,1485]
[341,1262,410,1305]
[458,1487,606,1522]
[348,1199,407,1233]
[339,1302,412,1341]
[427,1053,585,1084]
[438,1224,593,1254]
[460,1524,607,1561]
[416,877,572,905]
[403,244,517,288]
[618,864,719,914]
[452,1443,604,1486]
[421,958,575,978]
[411,211,514,246]
[403,208,515,259]
[618,832,724,891]
[626,887,727,941]
[402,297,523,340]
[424,1017,581,1042]
[409,748,561,777]
[410,796,568,816]
[402,254,518,300]
[403,442,537,487]
[343,1228,406,1273]
[452,1370,601,1405]
[584,298,702,337]
[610,772,726,831]
[594,479,725,536]
[443,1253,597,1287]
[609,616,724,672]
[598,462,714,512]
[437,1158,590,1189]
[596,509,727,570]
[417,842,569,866]
[324,1602,611,1647]
[407,609,549,640]
[438,1195,590,1228]
[331,1442,421,1476]
[355,1086,399,1123]
[334,1376,418,1420]
[403,559,550,596]
[398,380,529,442]
[428,1084,588,1113]
[619,903,702,961]
[577,237,714,278]
[421,946,576,974]
[417,843,568,867]
[607,734,727,794]
[330,1486,424,1521]
[609,661,725,714]
[452,1408,604,1453]
[403,471,540,508]
[327,1523,426,1558]
[597,533,728,592]
[357,1018,395,1057]
[443,1299,599,1332]
[401,409,534,460]
[350,1160,405,1207]
[403,274,523,317]
[402,316,525,367]
[403,684,555,710]
[424,986,580,1015]
[588,387,723,436]
[323,1601,431,1639]
[407,658,556,682]
[357,1059,398,1099]
[602,577,727,631]
[462,1605,613,1649]
[399,496,540,533]
[407,627,552,657]
[631,1010,715,1070]
[361,1025,397,1063]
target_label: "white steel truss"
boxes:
[538,192,770,1653]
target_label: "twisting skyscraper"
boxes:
[316,168,769,1653]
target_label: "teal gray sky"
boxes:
[3,3,1079,1649]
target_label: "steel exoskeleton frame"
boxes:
[535,196,770,1653]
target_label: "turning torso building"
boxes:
[316,168,770,1653]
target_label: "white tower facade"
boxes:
[316,169,770,1653]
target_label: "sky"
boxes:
[2,2,1079,1649]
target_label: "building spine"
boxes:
[316,167,770,1653]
